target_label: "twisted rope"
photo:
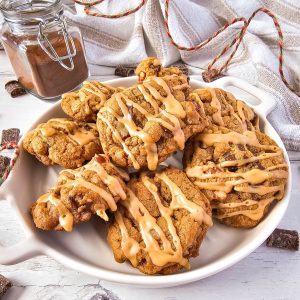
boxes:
[0,143,19,186]
[164,1,299,96]
[75,0,146,18]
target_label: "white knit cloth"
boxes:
[65,0,300,151]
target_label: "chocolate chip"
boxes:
[5,80,27,98]
[228,166,238,172]
[171,64,189,76]
[96,155,106,164]
[1,128,20,145]
[266,228,299,251]
[0,156,10,178]
[115,66,135,77]
[0,274,12,298]
[202,69,224,82]
[0,41,4,50]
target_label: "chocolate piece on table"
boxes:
[0,156,10,179]
[171,64,189,76]
[115,66,135,77]
[1,128,20,145]
[266,228,299,251]
[202,69,224,82]
[5,80,27,98]
[0,274,12,298]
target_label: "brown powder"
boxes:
[2,31,88,98]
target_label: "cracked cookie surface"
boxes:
[184,126,288,228]
[97,74,208,170]
[31,154,129,231]
[61,80,118,122]
[107,167,212,275]
[23,118,102,168]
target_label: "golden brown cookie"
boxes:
[61,81,118,122]
[97,74,208,170]
[31,154,129,231]
[23,118,101,168]
[188,88,259,133]
[135,57,185,83]
[184,126,288,228]
[107,167,212,275]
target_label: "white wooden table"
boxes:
[0,51,299,300]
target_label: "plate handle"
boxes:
[190,75,276,116]
[0,235,42,265]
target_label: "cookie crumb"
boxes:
[115,66,135,77]
[5,80,27,98]
[0,274,12,298]
[266,228,299,251]
[1,128,20,145]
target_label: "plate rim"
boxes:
[0,76,292,287]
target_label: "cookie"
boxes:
[184,127,288,228]
[107,167,212,275]
[97,74,208,170]
[31,154,129,231]
[135,57,186,83]
[61,80,118,122]
[23,118,101,168]
[188,88,259,133]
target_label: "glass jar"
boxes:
[0,0,89,100]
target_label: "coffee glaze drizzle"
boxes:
[186,130,288,221]
[98,76,186,170]
[39,118,97,146]
[37,155,127,231]
[81,81,112,102]
[190,88,257,132]
[115,172,212,268]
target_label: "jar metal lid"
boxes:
[0,0,62,25]
[0,0,77,71]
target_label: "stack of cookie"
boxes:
[22,57,288,275]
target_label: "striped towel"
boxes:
[65,0,300,150]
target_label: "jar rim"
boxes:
[0,0,62,23]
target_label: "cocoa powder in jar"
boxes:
[2,31,88,98]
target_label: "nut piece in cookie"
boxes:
[97,74,208,170]
[107,167,212,275]
[188,88,259,133]
[135,57,186,83]
[31,154,129,231]
[23,118,102,168]
[61,80,118,122]
[184,127,288,228]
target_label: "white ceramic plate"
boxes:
[0,76,291,288]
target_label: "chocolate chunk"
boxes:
[266,228,299,251]
[171,64,189,76]
[5,80,27,98]
[1,128,20,145]
[228,166,238,172]
[0,156,10,178]
[115,66,135,77]
[0,41,3,50]
[0,274,12,298]
[202,69,224,82]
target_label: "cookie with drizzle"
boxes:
[31,154,129,231]
[61,80,121,122]
[107,167,212,275]
[188,88,259,133]
[184,126,288,228]
[97,74,208,171]
[23,118,102,168]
